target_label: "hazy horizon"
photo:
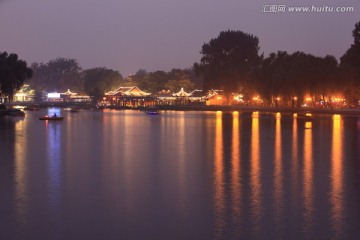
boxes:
[1,0,359,75]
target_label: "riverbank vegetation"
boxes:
[1,20,359,106]
[0,52,32,101]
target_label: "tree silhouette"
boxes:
[194,30,261,100]
[0,52,32,101]
[340,21,360,104]
[353,21,360,45]
[31,58,82,92]
[83,67,123,100]
[254,51,338,106]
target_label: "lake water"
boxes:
[1,109,360,240]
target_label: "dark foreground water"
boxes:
[1,109,360,240]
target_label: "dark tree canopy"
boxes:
[125,68,198,93]
[194,30,261,97]
[339,21,360,104]
[30,58,82,92]
[341,21,360,71]
[0,52,33,101]
[83,67,123,100]
[353,21,360,45]
[254,51,338,106]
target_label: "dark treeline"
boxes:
[0,52,32,101]
[2,20,360,105]
[253,52,339,106]
[30,59,202,100]
[195,21,360,106]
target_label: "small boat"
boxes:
[144,107,159,115]
[64,107,80,112]
[146,111,159,115]
[8,109,25,117]
[39,115,64,121]
[297,112,313,121]
[23,106,40,111]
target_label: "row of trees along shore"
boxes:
[1,20,359,106]
[194,21,360,106]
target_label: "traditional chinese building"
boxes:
[205,90,227,105]
[61,89,91,102]
[155,90,176,105]
[104,86,155,107]
[45,89,91,102]
[156,88,206,105]
[172,87,192,105]
[13,84,35,102]
[189,89,206,103]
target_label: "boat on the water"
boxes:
[8,109,25,117]
[296,112,313,121]
[39,115,64,121]
[144,106,159,115]
[146,111,159,115]
[64,107,80,112]
[0,105,26,117]
[23,106,40,111]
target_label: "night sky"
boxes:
[1,0,359,75]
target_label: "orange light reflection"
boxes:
[330,114,344,236]
[303,119,313,232]
[250,112,262,235]
[231,111,241,219]
[274,113,283,229]
[291,116,299,208]
[214,111,224,237]
[14,120,28,225]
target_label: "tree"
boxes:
[353,21,360,45]
[0,52,33,101]
[165,79,195,93]
[340,21,360,104]
[30,58,82,92]
[83,67,123,100]
[165,68,195,92]
[194,30,261,100]
[124,68,201,94]
[254,51,338,106]
[140,71,168,93]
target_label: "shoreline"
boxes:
[3,102,360,117]
[149,105,360,117]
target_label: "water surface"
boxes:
[1,109,360,240]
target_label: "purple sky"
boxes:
[1,0,359,75]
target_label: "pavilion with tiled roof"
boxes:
[104,86,154,108]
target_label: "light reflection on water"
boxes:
[330,115,344,238]
[14,120,27,227]
[273,112,283,236]
[250,111,261,237]
[303,118,314,236]
[231,112,241,223]
[1,109,360,239]
[214,111,225,238]
[46,121,62,219]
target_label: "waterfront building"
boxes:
[13,84,35,102]
[205,90,227,105]
[155,90,176,105]
[104,86,155,107]
[46,89,91,102]
[172,87,192,105]
[61,89,91,102]
[156,89,206,105]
